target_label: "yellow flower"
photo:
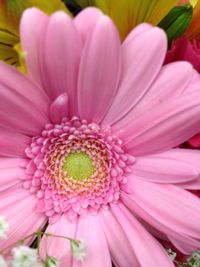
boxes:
[187,0,200,38]
[189,0,198,7]
[0,29,18,66]
[0,0,71,69]
[75,0,180,40]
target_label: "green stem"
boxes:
[0,231,77,255]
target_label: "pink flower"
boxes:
[188,133,200,147]
[166,35,200,72]
[1,7,200,267]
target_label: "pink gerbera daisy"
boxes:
[1,7,200,267]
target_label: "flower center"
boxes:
[62,152,95,181]
[19,117,134,221]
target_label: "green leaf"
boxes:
[158,5,193,47]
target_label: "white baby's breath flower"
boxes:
[12,246,38,267]
[188,250,200,267]
[167,248,177,261]
[0,255,9,267]
[70,240,86,261]
[0,216,9,239]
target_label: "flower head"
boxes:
[1,7,200,267]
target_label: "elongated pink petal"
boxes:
[133,62,194,111]
[20,8,49,86]
[73,215,112,267]
[74,7,103,43]
[179,179,200,189]
[123,23,153,45]
[127,179,200,239]
[133,154,199,183]
[0,166,21,192]
[168,235,200,255]
[151,149,200,172]
[0,187,46,251]
[0,158,22,168]
[111,204,174,267]
[0,128,30,157]
[122,192,200,254]
[113,62,196,130]
[40,11,82,115]
[119,92,200,155]
[104,27,167,125]
[100,209,140,267]
[40,215,77,265]
[49,93,69,124]
[0,62,50,115]
[78,15,121,123]
[0,63,49,135]
[183,68,200,93]
[149,149,200,189]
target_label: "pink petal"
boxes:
[113,62,198,131]
[122,192,200,254]
[150,148,200,189]
[0,62,49,114]
[103,27,167,125]
[127,179,200,240]
[0,128,30,157]
[77,15,121,123]
[40,215,77,265]
[100,209,140,267]
[0,164,22,191]
[73,215,112,267]
[111,204,174,267]
[120,92,200,155]
[74,7,103,44]
[133,153,199,183]
[20,8,49,86]
[0,62,49,135]
[123,23,153,45]
[0,158,22,168]
[40,11,82,115]
[179,179,200,189]
[183,69,200,93]
[168,235,200,255]
[134,62,194,111]
[49,93,69,124]
[142,149,200,171]
[0,187,46,251]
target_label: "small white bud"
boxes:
[70,240,86,261]
[0,216,9,239]
[167,248,177,261]
[0,255,9,267]
[12,246,38,267]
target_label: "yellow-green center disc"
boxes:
[63,152,95,180]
